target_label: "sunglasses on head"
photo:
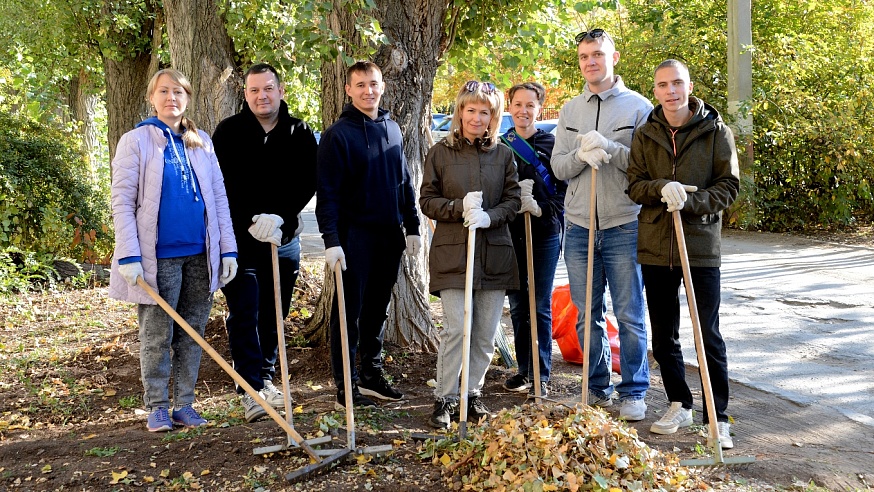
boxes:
[464,80,497,95]
[575,28,607,44]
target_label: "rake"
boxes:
[671,210,755,467]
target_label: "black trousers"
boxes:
[330,224,405,387]
[642,264,729,423]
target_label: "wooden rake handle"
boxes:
[136,276,321,462]
[524,212,542,401]
[671,210,724,461]
[333,262,356,450]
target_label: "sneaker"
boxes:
[359,373,404,401]
[650,402,693,435]
[241,394,267,423]
[335,384,377,411]
[147,407,173,432]
[467,396,492,422]
[618,399,647,421]
[587,391,613,407]
[529,381,550,397]
[717,421,734,449]
[260,379,288,409]
[171,405,208,428]
[428,398,458,429]
[503,374,531,392]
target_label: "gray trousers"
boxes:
[138,254,213,410]
[435,289,504,400]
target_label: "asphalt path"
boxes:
[299,198,874,428]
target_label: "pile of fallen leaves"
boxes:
[420,402,708,491]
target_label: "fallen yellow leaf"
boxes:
[200,469,210,476]
[81,434,98,440]
[294,405,304,414]
[110,470,128,484]
[160,469,170,478]
[439,453,451,467]
[41,465,51,474]
[143,476,155,483]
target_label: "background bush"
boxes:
[0,110,112,263]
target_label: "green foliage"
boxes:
[0,109,112,262]
[84,446,120,457]
[0,248,59,294]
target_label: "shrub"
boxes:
[0,110,112,262]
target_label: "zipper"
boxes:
[668,127,679,270]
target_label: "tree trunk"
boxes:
[101,0,158,162]
[307,0,449,352]
[104,55,152,162]
[162,0,242,134]
[67,69,101,175]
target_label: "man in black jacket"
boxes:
[213,63,317,422]
[316,61,421,409]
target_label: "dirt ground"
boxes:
[0,264,872,491]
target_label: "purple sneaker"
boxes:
[171,405,208,428]
[147,407,173,432]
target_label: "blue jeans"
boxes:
[507,232,561,382]
[138,254,213,410]
[563,221,649,401]
[223,237,300,392]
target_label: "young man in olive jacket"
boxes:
[213,63,318,423]
[626,59,740,449]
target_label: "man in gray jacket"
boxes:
[551,29,652,421]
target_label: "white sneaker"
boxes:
[650,402,693,435]
[717,421,734,449]
[260,380,286,409]
[241,394,266,423]
[618,399,647,421]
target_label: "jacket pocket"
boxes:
[681,212,720,260]
[431,230,467,275]
[482,228,515,276]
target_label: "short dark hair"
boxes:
[508,82,546,105]
[654,59,690,78]
[346,61,382,80]
[244,63,282,86]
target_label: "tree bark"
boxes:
[67,69,101,175]
[162,0,242,134]
[307,0,449,352]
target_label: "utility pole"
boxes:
[728,0,753,170]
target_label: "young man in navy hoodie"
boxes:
[213,64,318,422]
[316,61,421,409]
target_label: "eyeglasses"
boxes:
[464,80,497,95]
[575,28,607,44]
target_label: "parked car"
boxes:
[431,112,514,142]
[535,119,559,135]
[430,113,448,130]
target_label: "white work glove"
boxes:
[575,144,610,170]
[519,179,535,197]
[220,257,238,284]
[660,182,699,212]
[250,214,284,241]
[325,246,347,271]
[118,262,143,286]
[520,195,542,217]
[405,235,422,256]
[249,222,282,246]
[462,191,483,214]
[464,209,491,230]
[577,130,615,153]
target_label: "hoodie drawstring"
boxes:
[165,128,199,202]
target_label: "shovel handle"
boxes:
[272,244,296,440]
[135,276,321,462]
[458,226,476,439]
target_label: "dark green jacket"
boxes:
[627,97,739,268]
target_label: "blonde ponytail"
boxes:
[181,117,205,149]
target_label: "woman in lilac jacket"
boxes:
[109,69,237,432]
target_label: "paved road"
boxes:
[300,197,874,427]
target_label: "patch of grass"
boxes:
[118,395,141,409]
[160,425,207,443]
[84,446,119,457]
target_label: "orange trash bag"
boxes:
[551,284,621,374]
